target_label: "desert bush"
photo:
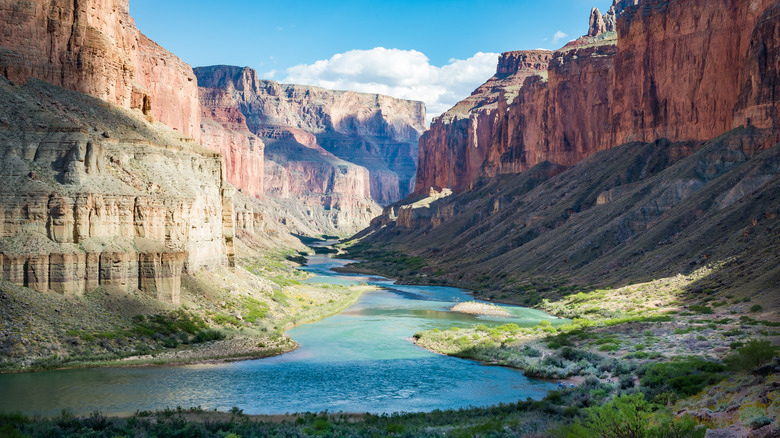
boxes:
[639,358,726,398]
[724,339,777,371]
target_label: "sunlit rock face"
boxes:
[195,65,425,217]
[415,50,553,195]
[0,0,202,142]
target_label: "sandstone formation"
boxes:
[608,0,779,147]
[0,0,201,141]
[195,65,426,207]
[415,0,780,196]
[415,50,552,194]
[588,0,639,37]
[0,75,232,305]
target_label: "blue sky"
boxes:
[131,0,613,120]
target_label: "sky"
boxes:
[131,0,613,122]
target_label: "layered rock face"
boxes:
[416,0,780,196]
[415,50,552,194]
[196,65,425,207]
[608,0,779,147]
[484,39,618,176]
[199,86,264,199]
[0,0,201,141]
[0,78,234,303]
[365,0,780,297]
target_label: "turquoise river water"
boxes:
[0,255,567,416]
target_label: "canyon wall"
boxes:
[414,0,780,196]
[608,0,778,146]
[0,0,201,141]
[199,86,265,199]
[414,50,552,194]
[195,65,425,206]
[0,0,235,303]
[0,78,234,303]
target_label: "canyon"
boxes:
[362,0,780,301]
[0,0,428,303]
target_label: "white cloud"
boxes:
[262,69,277,79]
[281,47,499,124]
[552,30,569,45]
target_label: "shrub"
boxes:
[724,339,777,371]
[639,358,726,397]
[243,297,270,323]
[193,329,225,343]
[688,305,713,314]
[749,304,763,313]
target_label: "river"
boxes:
[0,255,565,416]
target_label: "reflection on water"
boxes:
[0,255,564,416]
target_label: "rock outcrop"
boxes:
[195,65,425,207]
[0,78,234,303]
[0,0,201,141]
[414,50,552,194]
[588,0,639,37]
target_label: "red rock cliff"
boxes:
[415,0,780,195]
[608,0,778,146]
[0,0,201,141]
[414,50,552,194]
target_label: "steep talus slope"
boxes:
[195,65,425,208]
[365,128,779,303]
[0,77,234,304]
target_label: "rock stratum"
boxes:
[361,0,780,300]
[195,66,426,219]
[0,77,234,304]
[0,0,241,303]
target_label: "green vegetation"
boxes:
[724,339,778,371]
[555,393,705,438]
[339,242,428,278]
[639,358,727,400]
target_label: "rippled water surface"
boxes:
[0,255,565,415]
